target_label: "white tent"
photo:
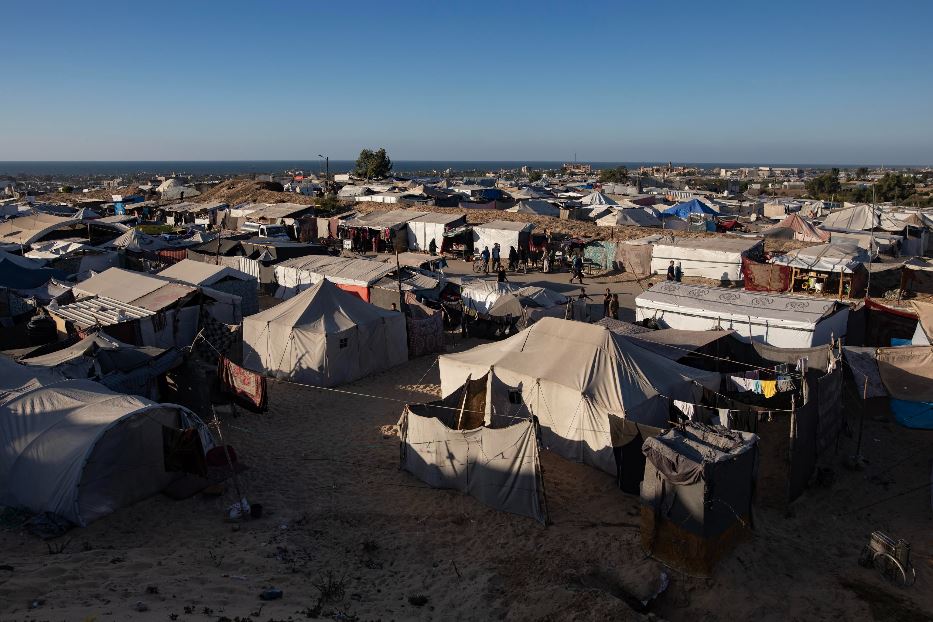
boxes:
[439,317,719,474]
[405,212,466,251]
[596,208,661,228]
[635,282,849,348]
[242,278,408,387]
[472,221,534,252]
[579,191,618,206]
[506,200,560,218]
[649,237,763,281]
[821,204,904,232]
[0,358,208,526]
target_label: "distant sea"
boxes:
[0,160,904,177]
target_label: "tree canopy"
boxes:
[805,169,842,199]
[355,148,393,179]
[528,170,543,182]
[598,166,628,183]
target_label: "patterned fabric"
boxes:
[218,354,268,412]
[196,306,242,364]
[742,256,791,293]
[405,291,444,358]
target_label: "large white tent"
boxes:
[405,212,467,252]
[635,282,849,347]
[596,208,661,228]
[242,278,408,387]
[649,237,763,281]
[506,200,560,217]
[0,357,207,526]
[472,221,534,252]
[438,317,719,474]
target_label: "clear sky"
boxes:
[2,1,931,165]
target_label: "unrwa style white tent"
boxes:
[506,200,560,217]
[579,191,618,206]
[649,237,763,281]
[438,317,719,475]
[0,357,208,526]
[821,204,904,232]
[597,208,661,228]
[635,282,849,347]
[472,221,534,252]
[242,278,408,387]
[405,212,467,252]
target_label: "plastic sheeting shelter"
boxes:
[399,375,547,523]
[770,243,868,274]
[649,237,762,281]
[439,318,720,475]
[405,213,467,252]
[159,259,259,316]
[761,214,829,243]
[0,358,207,526]
[472,221,534,253]
[597,208,661,228]
[636,282,848,348]
[661,199,717,219]
[641,423,758,576]
[242,278,408,387]
[506,200,560,217]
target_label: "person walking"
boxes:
[666,260,676,281]
[508,246,517,271]
[674,262,683,282]
[492,243,501,271]
[497,267,508,283]
[603,288,612,318]
[480,246,490,274]
[609,293,620,320]
[571,253,584,284]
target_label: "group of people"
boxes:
[666,260,683,282]
[603,288,620,319]
[479,243,542,275]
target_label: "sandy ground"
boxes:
[2,263,933,621]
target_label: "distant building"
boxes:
[562,163,592,174]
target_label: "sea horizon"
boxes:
[0,159,926,178]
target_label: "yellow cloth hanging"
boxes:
[760,380,777,399]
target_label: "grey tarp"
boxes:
[399,409,546,523]
[842,346,888,398]
[876,346,933,402]
[626,329,735,362]
[616,243,654,276]
[816,367,844,454]
[0,358,207,526]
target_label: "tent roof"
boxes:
[407,212,467,225]
[159,259,253,286]
[277,255,395,287]
[596,208,661,228]
[761,213,829,242]
[506,200,560,217]
[654,236,762,253]
[245,278,398,333]
[770,243,868,274]
[344,209,428,229]
[637,282,840,325]
[662,199,717,218]
[820,204,905,232]
[579,191,618,206]
[74,267,197,310]
[474,220,535,232]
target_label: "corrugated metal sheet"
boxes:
[51,295,154,328]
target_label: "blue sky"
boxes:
[1,1,931,164]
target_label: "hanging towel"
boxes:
[218,355,268,412]
[776,376,795,393]
[716,408,731,427]
[760,380,777,399]
[673,400,695,420]
[730,376,756,392]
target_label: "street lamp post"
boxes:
[317,154,329,195]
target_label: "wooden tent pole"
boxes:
[456,373,471,431]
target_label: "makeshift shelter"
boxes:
[661,199,718,219]
[242,279,408,387]
[439,318,720,474]
[636,282,848,347]
[649,237,763,281]
[820,204,904,232]
[597,208,662,228]
[460,279,568,332]
[472,221,534,254]
[770,243,869,298]
[641,423,758,576]
[910,300,932,346]
[159,259,259,316]
[579,191,618,206]
[273,255,396,301]
[405,212,467,252]
[399,373,547,523]
[761,214,829,243]
[404,293,444,357]
[0,357,209,526]
[506,200,560,218]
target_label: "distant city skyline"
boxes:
[2,1,932,165]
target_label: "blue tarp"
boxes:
[660,198,717,219]
[891,399,933,429]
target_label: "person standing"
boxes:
[492,243,501,271]
[497,267,508,283]
[609,294,620,320]
[542,248,551,273]
[480,246,490,274]
[666,260,675,281]
[508,246,517,271]
[428,238,437,256]
[603,288,612,318]
[674,262,683,282]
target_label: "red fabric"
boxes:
[154,249,188,264]
[218,355,268,412]
[865,297,918,319]
[336,284,369,302]
[742,256,791,292]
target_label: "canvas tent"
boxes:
[472,221,534,253]
[242,278,407,387]
[597,208,662,228]
[649,237,763,281]
[636,282,848,348]
[761,214,829,243]
[438,317,720,474]
[579,191,618,206]
[405,212,467,252]
[506,200,560,217]
[0,357,208,526]
[820,204,905,232]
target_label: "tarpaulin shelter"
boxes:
[911,300,933,345]
[506,200,560,217]
[742,256,792,293]
[439,317,720,475]
[0,357,209,526]
[649,237,763,281]
[0,251,67,290]
[242,278,408,387]
[159,259,259,316]
[641,423,758,576]
[405,212,467,252]
[761,213,829,243]
[636,282,848,348]
[597,208,661,228]
[472,221,534,254]
[820,204,905,232]
[579,191,618,206]
[770,243,868,274]
[273,255,396,301]
[660,199,718,219]
[399,373,547,523]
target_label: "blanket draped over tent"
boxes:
[218,355,268,412]
[742,256,792,293]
